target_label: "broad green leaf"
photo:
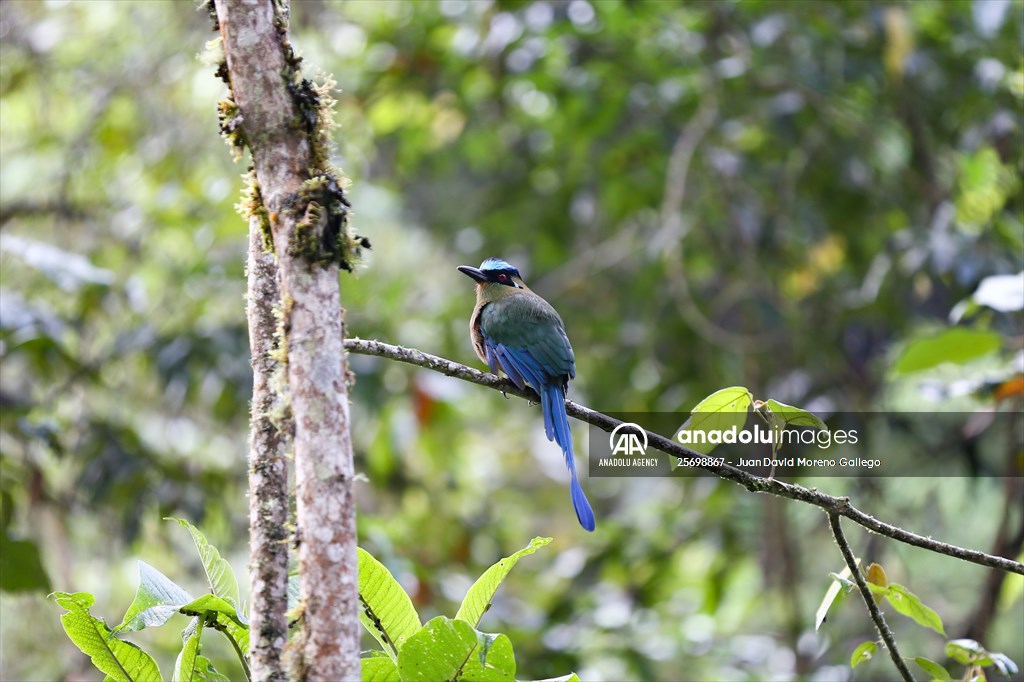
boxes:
[173,616,203,682]
[865,582,891,596]
[51,591,162,682]
[361,655,401,682]
[892,329,1001,374]
[946,639,987,664]
[117,560,194,633]
[690,386,755,414]
[167,518,242,617]
[396,616,477,682]
[358,547,421,659]
[192,656,230,682]
[674,386,753,456]
[215,613,249,657]
[762,399,828,430]
[914,657,952,681]
[180,594,247,630]
[850,640,877,668]
[885,584,945,636]
[460,631,516,682]
[0,536,52,592]
[816,566,856,630]
[455,537,552,627]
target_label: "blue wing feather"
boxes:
[484,343,500,377]
[481,330,595,531]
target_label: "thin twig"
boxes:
[829,513,915,682]
[344,338,1024,576]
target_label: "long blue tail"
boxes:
[541,382,596,532]
[490,340,596,531]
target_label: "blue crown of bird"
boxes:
[458,258,596,531]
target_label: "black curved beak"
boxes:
[457,265,488,283]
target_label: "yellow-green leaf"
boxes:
[850,640,877,669]
[675,387,753,455]
[455,537,552,627]
[886,583,945,636]
[358,547,422,660]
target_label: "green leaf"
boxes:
[816,566,856,630]
[214,612,249,657]
[761,399,828,430]
[947,639,987,664]
[173,616,203,682]
[0,536,52,592]
[850,640,877,668]
[690,386,755,414]
[914,657,953,681]
[455,537,552,628]
[892,329,1001,374]
[51,591,162,682]
[117,560,194,633]
[361,655,401,682]
[674,386,753,456]
[398,617,477,681]
[865,582,891,597]
[523,676,581,682]
[885,583,945,636]
[167,518,242,617]
[192,656,230,682]
[460,631,516,682]
[397,616,513,682]
[358,547,422,659]
[180,594,247,630]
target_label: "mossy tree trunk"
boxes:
[211,1,360,679]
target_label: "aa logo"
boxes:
[609,422,648,456]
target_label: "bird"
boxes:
[458,258,596,531]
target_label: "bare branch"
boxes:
[829,513,915,682]
[345,338,1024,576]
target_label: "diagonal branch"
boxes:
[829,513,915,682]
[344,338,1024,576]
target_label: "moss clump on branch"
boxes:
[284,172,369,271]
[217,96,246,162]
[236,167,274,252]
[276,26,369,270]
[201,0,219,31]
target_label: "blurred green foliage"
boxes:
[1,1,1021,680]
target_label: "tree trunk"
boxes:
[245,222,290,681]
[213,1,360,678]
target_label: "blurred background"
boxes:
[1,1,1022,680]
